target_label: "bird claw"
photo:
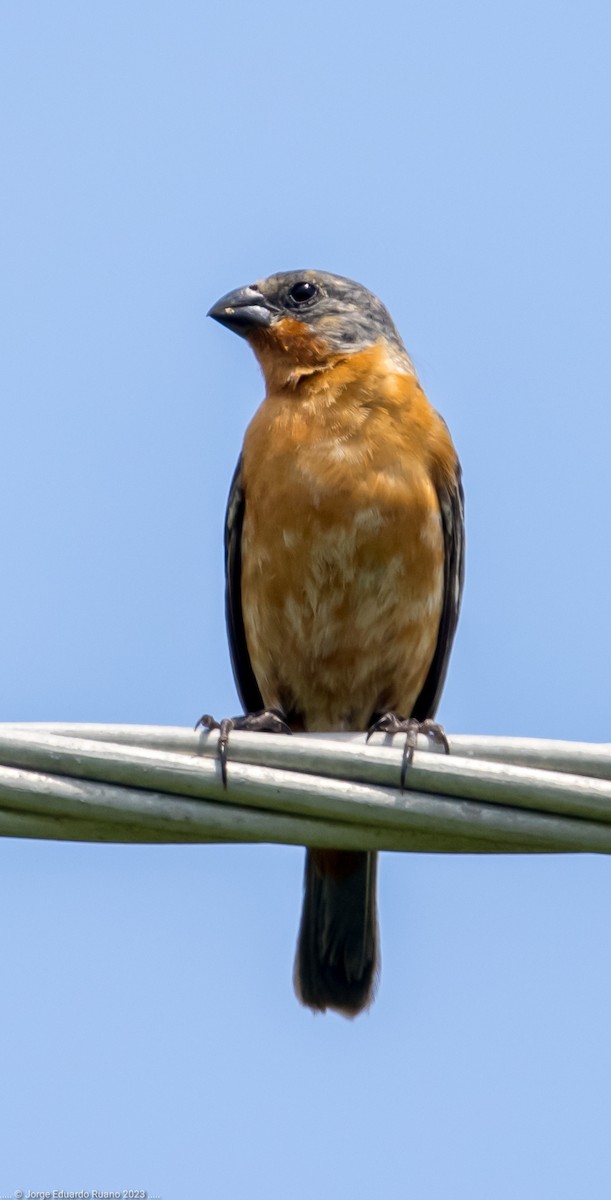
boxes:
[195,708,292,788]
[196,714,236,787]
[366,713,449,790]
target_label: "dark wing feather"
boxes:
[224,456,264,713]
[412,462,465,721]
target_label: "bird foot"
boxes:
[366,713,449,789]
[195,708,292,787]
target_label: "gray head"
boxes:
[208,269,414,372]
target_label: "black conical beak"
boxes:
[208,285,274,337]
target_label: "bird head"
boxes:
[208,269,414,389]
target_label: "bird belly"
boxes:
[240,469,444,732]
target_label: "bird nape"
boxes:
[204,268,465,1017]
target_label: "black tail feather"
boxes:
[294,849,379,1017]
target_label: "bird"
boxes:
[203,269,465,1017]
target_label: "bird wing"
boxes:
[412,463,465,721]
[224,455,264,712]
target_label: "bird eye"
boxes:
[288,281,318,305]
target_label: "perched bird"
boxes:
[204,270,465,1017]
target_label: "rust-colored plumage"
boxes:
[208,270,465,1016]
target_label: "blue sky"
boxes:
[1,2,611,1196]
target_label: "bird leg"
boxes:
[196,708,292,787]
[366,713,449,790]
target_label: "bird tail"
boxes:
[294,849,379,1017]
